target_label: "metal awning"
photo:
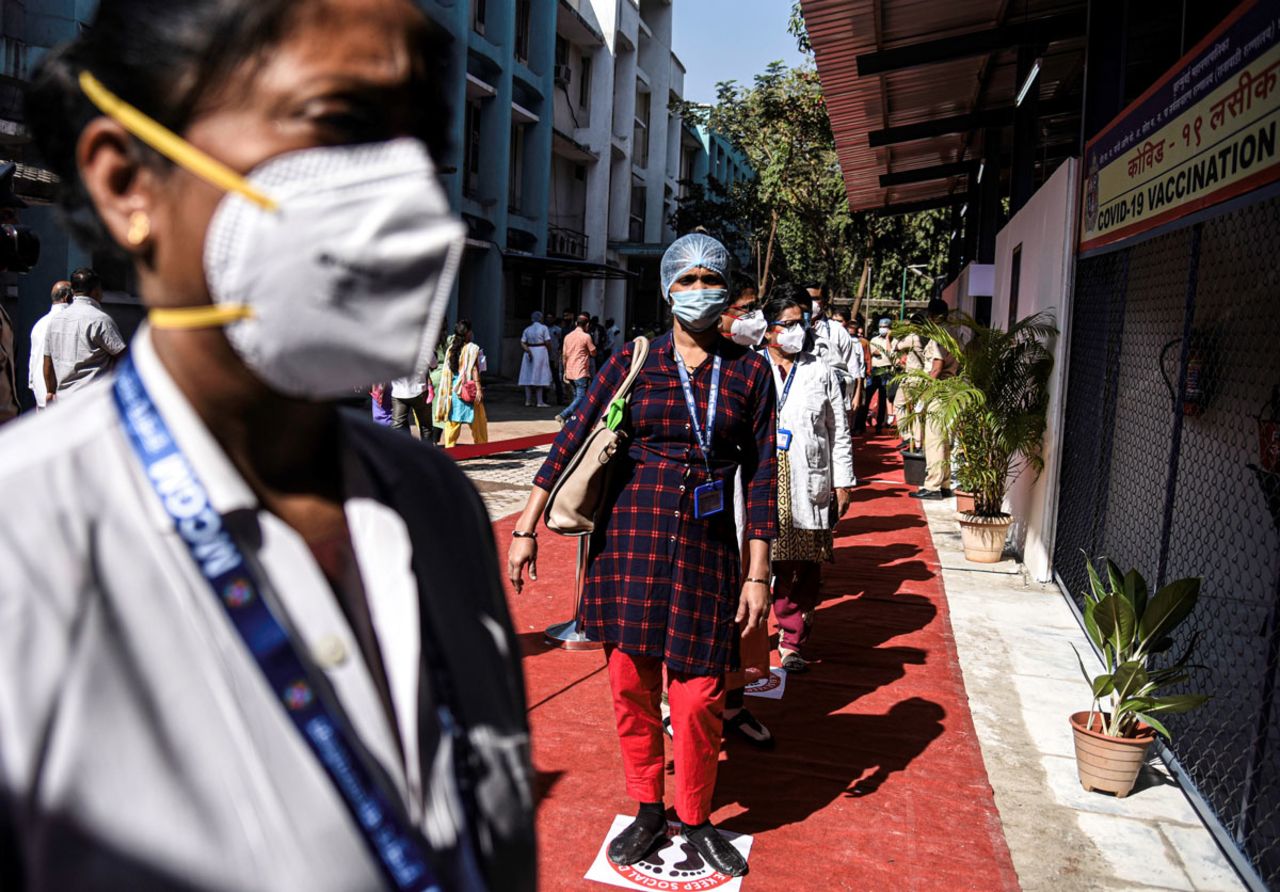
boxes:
[801,0,1086,213]
[502,251,635,280]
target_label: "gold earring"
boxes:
[126,210,151,246]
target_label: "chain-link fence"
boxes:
[1054,193,1280,888]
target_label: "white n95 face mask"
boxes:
[203,139,464,398]
[776,323,807,355]
[78,72,464,399]
[730,309,767,346]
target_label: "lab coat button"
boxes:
[313,634,348,668]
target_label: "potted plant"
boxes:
[896,311,1057,562]
[1070,557,1208,798]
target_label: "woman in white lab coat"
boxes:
[518,310,553,406]
[762,285,856,673]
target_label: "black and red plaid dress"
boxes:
[534,333,777,676]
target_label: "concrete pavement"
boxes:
[920,496,1246,891]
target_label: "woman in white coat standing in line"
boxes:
[762,285,856,673]
[518,310,553,407]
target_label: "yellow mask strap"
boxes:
[149,304,255,330]
[78,71,278,212]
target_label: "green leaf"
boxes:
[1123,568,1149,620]
[1141,694,1209,714]
[1138,577,1202,653]
[1111,661,1149,702]
[1133,712,1172,739]
[1094,594,1137,660]
[1082,599,1105,652]
[1105,559,1125,598]
[1084,554,1107,604]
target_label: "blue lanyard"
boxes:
[768,353,797,413]
[112,358,481,892]
[673,349,721,469]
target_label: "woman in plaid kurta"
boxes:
[509,234,776,877]
[532,333,777,674]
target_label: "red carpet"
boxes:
[495,433,1019,891]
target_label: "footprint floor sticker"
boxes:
[585,814,754,891]
[743,667,787,700]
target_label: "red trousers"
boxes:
[606,646,725,824]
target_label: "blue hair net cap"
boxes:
[660,233,731,299]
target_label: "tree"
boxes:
[672,3,952,304]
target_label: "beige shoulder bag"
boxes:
[544,337,650,536]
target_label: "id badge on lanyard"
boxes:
[693,479,725,519]
[675,351,724,519]
[772,356,797,453]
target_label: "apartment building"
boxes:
[420,0,703,375]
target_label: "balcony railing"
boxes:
[0,36,28,82]
[547,224,588,260]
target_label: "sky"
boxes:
[672,0,811,105]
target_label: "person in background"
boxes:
[518,310,553,408]
[369,382,393,426]
[28,280,73,410]
[913,298,960,499]
[893,312,928,451]
[867,316,895,434]
[3,1,535,887]
[804,282,856,413]
[829,305,865,435]
[548,312,566,405]
[762,285,854,674]
[436,318,488,448]
[851,313,874,434]
[720,278,766,348]
[556,312,595,428]
[605,316,621,356]
[43,267,125,401]
[390,364,434,441]
[508,233,776,878]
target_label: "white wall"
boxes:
[992,158,1080,582]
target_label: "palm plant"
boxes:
[1072,557,1208,739]
[895,311,1057,516]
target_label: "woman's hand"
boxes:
[836,487,853,518]
[735,580,769,636]
[507,536,538,593]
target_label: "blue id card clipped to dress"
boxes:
[693,479,725,519]
[777,428,793,451]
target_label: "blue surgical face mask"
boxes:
[670,287,729,332]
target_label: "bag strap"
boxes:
[602,337,649,432]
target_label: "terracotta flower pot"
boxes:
[953,491,975,514]
[1069,711,1156,798]
[957,512,1011,563]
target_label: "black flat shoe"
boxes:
[910,489,946,500]
[683,822,748,877]
[607,818,668,866]
[724,708,774,749]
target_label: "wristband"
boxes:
[512,530,537,540]
[744,577,771,587]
